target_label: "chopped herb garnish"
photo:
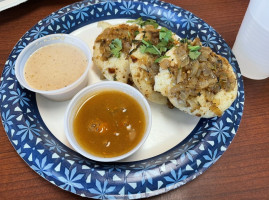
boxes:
[127,17,144,26]
[157,41,168,47]
[129,18,176,62]
[139,45,147,54]
[141,39,151,46]
[152,45,161,55]
[140,39,161,55]
[140,45,161,55]
[127,17,158,29]
[159,27,173,42]
[110,38,122,58]
[180,38,189,43]
[159,46,167,54]
[155,55,170,63]
[144,19,159,29]
[188,45,201,51]
[188,44,201,60]
[156,41,171,54]
[189,51,201,60]
[155,27,174,55]
[134,30,139,36]
[159,46,168,54]
[140,44,160,55]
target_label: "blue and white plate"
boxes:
[0,0,244,199]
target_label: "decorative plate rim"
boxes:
[0,0,244,199]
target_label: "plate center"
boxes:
[36,19,200,162]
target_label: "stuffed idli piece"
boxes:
[154,38,238,118]
[130,49,168,104]
[93,24,139,83]
[129,25,178,104]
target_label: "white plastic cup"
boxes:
[15,34,92,101]
[64,81,152,162]
[232,0,269,80]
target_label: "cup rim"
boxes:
[14,33,92,95]
[64,81,152,162]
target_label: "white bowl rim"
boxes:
[14,33,92,95]
[64,81,152,162]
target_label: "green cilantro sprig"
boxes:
[159,27,173,42]
[188,45,201,60]
[140,40,161,55]
[188,45,201,51]
[139,27,174,63]
[157,27,174,54]
[180,38,189,44]
[127,17,159,28]
[110,38,122,58]
[140,40,171,63]
[128,18,174,63]
[155,55,170,63]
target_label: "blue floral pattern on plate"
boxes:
[0,0,244,199]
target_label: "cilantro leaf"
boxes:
[140,45,147,54]
[157,41,168,47]
[189,51,201,60]
[180,38,189,43]
[156,41,171,54]
[110,38,122,58]
[155,55,170,63]
[144,19,159,29]
[141,39,151,46]
[159,27,173,42]
[134,30,139,36]
[140,45,160,55]
[129,19,176,62]
[156,27,174,55]
[159,46,167,54]
[188,44,201,60]
[152,45,161,55]
[127,17,144,26]
[140,40,161,55]
[156,43,166,53]
[188,45,201,51]
[127,17,158,29]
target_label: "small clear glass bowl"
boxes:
[64,81,152,162]
[15,34,92,101]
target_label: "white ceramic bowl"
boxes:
[15,34,92,101]
[64,81,152,162]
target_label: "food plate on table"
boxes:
[0,0,244,199]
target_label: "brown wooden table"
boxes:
[1,0,269,199]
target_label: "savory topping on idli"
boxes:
[93,18,238,117]
[129,48,168,104]
[93,23,139,83]
[128,24,178,104]
[154,38,237,117]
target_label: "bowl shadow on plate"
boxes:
[122,101,200,162]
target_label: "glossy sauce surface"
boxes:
[24,43,87,91]
[73,90,146,158]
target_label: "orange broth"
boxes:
[73,90,146,158]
